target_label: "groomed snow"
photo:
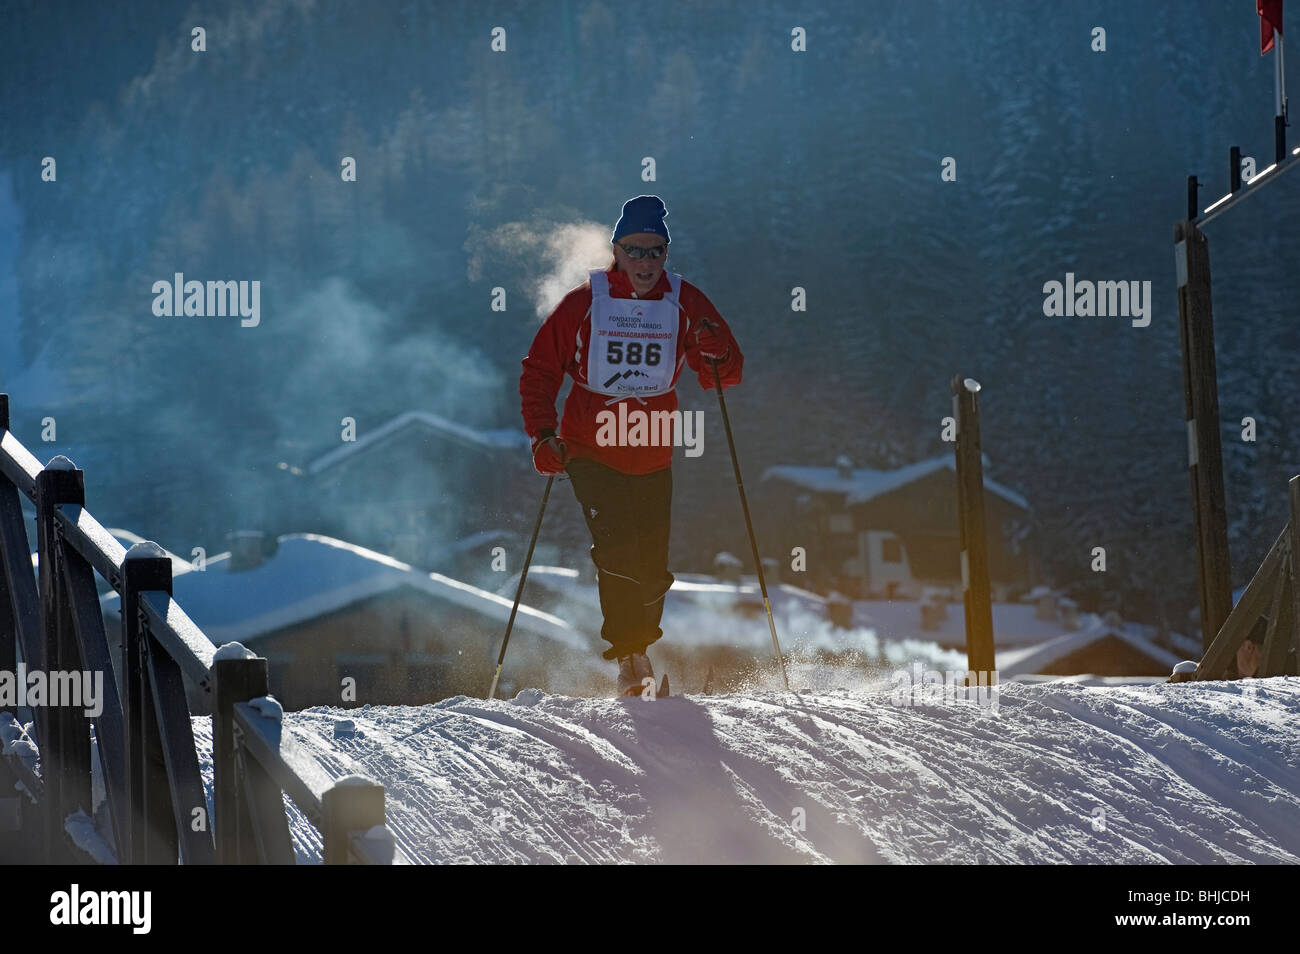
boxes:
[186,675,1300,864]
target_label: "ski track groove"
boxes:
[186,679,1300,864]
[729,693,1049,864]
[1028,689,1300,862]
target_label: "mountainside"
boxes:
[1,0,1297,621]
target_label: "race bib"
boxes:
[585,270,681,397]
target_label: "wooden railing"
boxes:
[1180,474,1300,682]
[0,393,398,864]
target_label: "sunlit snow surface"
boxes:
[189,675,1300,864]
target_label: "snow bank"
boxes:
[186,676,1300,864]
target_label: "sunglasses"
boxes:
[617,242,668,260]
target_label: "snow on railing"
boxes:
[0,392,396,864]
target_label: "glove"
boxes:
[531,429,567,475]
[694,320,729,361]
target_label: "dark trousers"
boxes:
[566,458,674,660]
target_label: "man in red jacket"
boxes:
[519,195,743,696]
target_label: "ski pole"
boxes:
[488,474,554,700]
[700,320,790,690]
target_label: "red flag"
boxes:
[1260,0,1283,54]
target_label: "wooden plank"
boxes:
[215,658,266,864]
[234,702,331,830]
[1260,568,1294,677]
[147,639,214,864]
[54,504,126,595]
[951,375,995,678]
[1289,478,1300,674]
[0,430,43,502]
[36,465,91,860]
[0,483,40,679]
[121,545,173,864]
[136,654,175,864]
[323,779,385,865]
[139,591,217,703]
[1196,526,1286,679]
[59,548,129,858]
[1175,220,1234,653]
[0,491,19,717]
[238,748,295,864]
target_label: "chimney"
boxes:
[1059,597,1079,631]
[835,454,854,481]
[920,587,948,630]
[227,530,268,571]
[1029,586,1057,621]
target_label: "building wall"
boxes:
[1037,635,1169,677]
[240,587,581,709]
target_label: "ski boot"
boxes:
[617,652,669,698]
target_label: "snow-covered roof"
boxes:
[507,566,1175,659]
[850,598,1080,648]
[100,532,582,650]
[306,410,529,476]
[762,455,1030,511]
[997,619,1186,677]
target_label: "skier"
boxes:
[519,195,743,696]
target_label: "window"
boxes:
[881,537,903,564]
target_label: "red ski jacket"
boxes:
[520,264,743,475]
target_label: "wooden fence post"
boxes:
[0,395,15,719]
[214,655,267,864]
[0,396,42,714]
[323,779,385,865]
[951,376,996,680]
[121,542,175,863]
[1288,477,1300,673]
[35,456,89,862]
[1174,220,1233,653]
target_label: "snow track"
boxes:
[189,677,1300,864]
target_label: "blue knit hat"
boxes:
[611,195,670,244]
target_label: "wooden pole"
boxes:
[1174,220,1233,653]
[1288,477,1300,672]
[951,376,996,679]
[0,416,14,721]
[214,655,267,864]
[323,779,385,865]
[35,458,89,862]
[121,542,176,863]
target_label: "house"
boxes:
[760,454,1034,600]
[99,531,598,710]
[997,615,1200,678]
